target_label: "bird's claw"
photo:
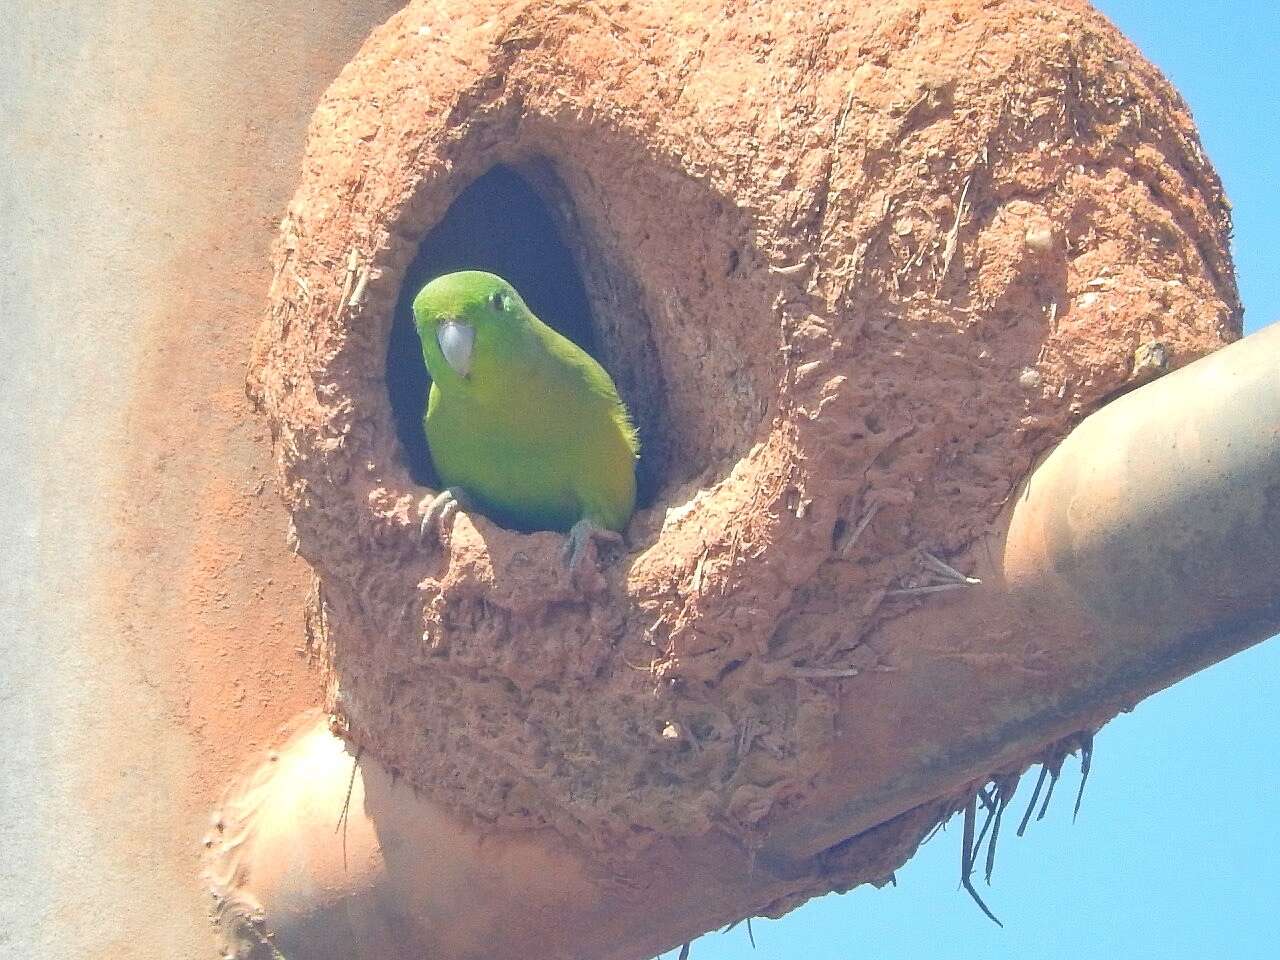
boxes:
[565,519,623,592]
[418,488,465,546]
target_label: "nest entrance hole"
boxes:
[386,160,671,510]
[386,164,596,485]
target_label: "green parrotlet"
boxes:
[412,270,638,582]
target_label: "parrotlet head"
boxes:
[412,270,529,385]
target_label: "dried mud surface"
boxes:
[250,0,1238,866]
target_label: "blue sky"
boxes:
[680,2,1280,957]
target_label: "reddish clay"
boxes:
[249,0,1236,871]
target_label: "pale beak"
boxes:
[437,321,475,378]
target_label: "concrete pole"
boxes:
[2,4,400,958]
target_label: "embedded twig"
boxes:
[747,917,756,949]
[678,942,691,960]
[936,173,974,294]
[1036,760,1062,823]
[1073,732,1094,822]
[885,582,968,598]
[984,806,1005,884]
[791,667,862,678]
[971,786,998,853]
[1016,764,1050,837]
[691,549,709,595]
[886,549,982,598]
[982,776,1019,884]
[920,550,982,585]
[334,247,359,318]
[349,265,370,310]
[942,738,1093,925]
[960,797,1003,927]
[839,501,880,556]
[976,784,997,813]
[334,745,363,872]
[834,88,856,140]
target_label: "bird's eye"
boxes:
[489,290,508,312]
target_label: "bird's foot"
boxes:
[418,488,470,546]
[564,519,623,593]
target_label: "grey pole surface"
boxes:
[1,4,399,957]
[1003,321,1280,695]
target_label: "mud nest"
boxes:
[249,0,1238,857]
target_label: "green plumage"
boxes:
[412,271,638,534]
